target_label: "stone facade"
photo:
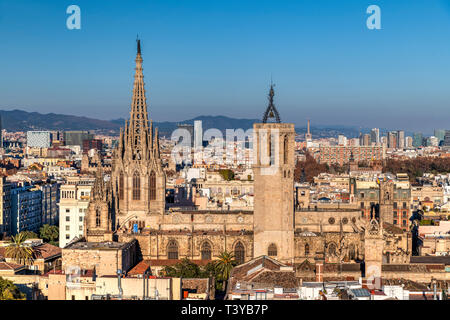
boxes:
[78,41,412,280]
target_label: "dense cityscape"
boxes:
[0,38,449,302]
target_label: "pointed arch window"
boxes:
[201,242,212,260]
[167,240,179,260]
[349,244,356,260]
[119,172,124,200]
[305,243,310,256]
[234,242,245,265]
[133,172,140,200]
[269,134,275,165]
[328,243,337,256]
[268,243,277,257]
[149,171,156,201]
[284,135,289,164]
[96,208,101,227]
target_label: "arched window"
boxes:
[328,243,337,256]
[269,134,275,165]
[119,172,124,200]
[167,240,178,260]
[305,243,310,256]
[349,244,356,260]
[95,208,101,227]
[234,242,245,265]
[284,135,288,164]
[149,171,156,201]
[132,172,140,200]
[268,243,277,257]
[201,242,212,260]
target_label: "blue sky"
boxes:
[1,0,450,133]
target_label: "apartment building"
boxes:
[10,185,43,235]
[58,176,95,247]
[0,177,12,238]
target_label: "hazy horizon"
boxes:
[1,0,450,134]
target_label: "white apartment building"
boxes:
[59,176,95,248]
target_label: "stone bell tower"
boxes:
[379,179,394,224]
[253,85,295,264]
[86,167,113,242]
[364,218,383,289]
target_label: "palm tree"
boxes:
[214,251,236,292]
[5,233,35,265]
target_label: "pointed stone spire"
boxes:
[262,84,281,123]
[128,38,150,160]
[92,166,105,201]
[153,126,160,159]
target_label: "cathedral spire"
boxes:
[92,165,105,201]
[262,84,281,123]
[128,39,150,160]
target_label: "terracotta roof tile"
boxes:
[128,260,151,275]
[33,243,62,260]
[0,261,25,271]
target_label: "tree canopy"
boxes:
[39,224,59,246]
[5,232,35,265]
[219,169,235,181]
[0,277,26,300]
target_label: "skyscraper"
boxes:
[397,130,405,149]
[405,136,413,148]
[434,129,445,145]
[413,132,423,148]
[444,130,450,147]
[194,120,203,148]
[363,134,371,146]
[388,131,398,149]
[64,131,94,147]
[370,128,380,145]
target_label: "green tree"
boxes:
[203,261,224,291]
[39,224,59,246]
[214,251,236,292]
[0,277,26,300]
[162,258,204,278]
[5,233,35,265]
[219,169,235,181]
[21,231,38,240]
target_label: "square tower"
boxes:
[252,85,295,263]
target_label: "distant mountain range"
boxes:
[0,109,364,138]
[0,109,120,132]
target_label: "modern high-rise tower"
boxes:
[194,120,203,149]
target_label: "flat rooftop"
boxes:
[65,241,129,250]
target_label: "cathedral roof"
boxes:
[383,222,406,235]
